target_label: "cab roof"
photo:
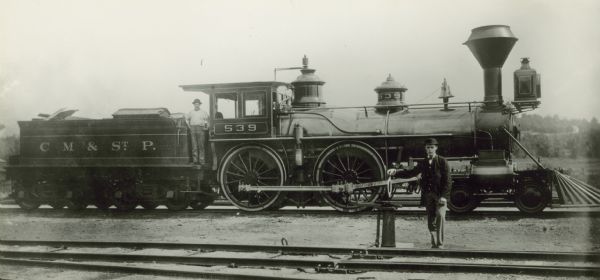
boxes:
[180,81,290,94]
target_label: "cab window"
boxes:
[244,92,266,117]
[215,93,237,119]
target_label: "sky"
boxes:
[1,0,599,136]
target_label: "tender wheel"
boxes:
[66,200,87,210]
[189,200,210,210]
[165,198,189,211]
[15,197,41,210]
[66,190,88,210]
[112,189,138,211]
[93,188,112,210]
[314,141,384,213]
[219,145,285,212]
[13,180,41,210]
[448,184,480,213]
[515,183,549,214]
[49,202,66,209]
[140,201,159,210]
[163,186,189,211]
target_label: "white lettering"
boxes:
[111,141,121,151]
[87,141,98,152]
[224,124,233,132]
[40,142,50,152]
[248,124,257,132]
[62,142,74,152]
[142,140,154,151]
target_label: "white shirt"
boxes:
[187,109,210,126]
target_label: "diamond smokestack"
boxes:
[464,25,518,109]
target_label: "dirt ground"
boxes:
[0,206,598,279]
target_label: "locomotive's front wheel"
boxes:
[219,145,285,212]
[314,142,384,213]
[447,184,480,213]
[515,183,549,214]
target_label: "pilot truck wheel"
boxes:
[515,181,549,214]
[448,184,481,213]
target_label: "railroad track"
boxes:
[1,205,598,219]
[1,239,598,278]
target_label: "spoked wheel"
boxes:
[314,142,384,213]
[515,183,549,214]
[219,145,285,212]
[448,184,481,213]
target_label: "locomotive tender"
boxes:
[9,25,588,214]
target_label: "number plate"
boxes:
[214,122,268,135]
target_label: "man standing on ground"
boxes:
[388,138,452,248]
[186,98,209,165]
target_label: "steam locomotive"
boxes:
[7,25,573,214]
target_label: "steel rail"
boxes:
[0,257,308,280]
[0,249,598,277]
[2,206,599,218]
[1,240,598,263]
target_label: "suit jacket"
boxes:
[400,155,452,202]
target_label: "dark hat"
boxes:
[192,98,202,104]
[424,138,438,145]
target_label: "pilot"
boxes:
[186,98,210,165]
[387,138,452,248]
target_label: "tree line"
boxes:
[515,114,600,158]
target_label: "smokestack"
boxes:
[464,25,518,109]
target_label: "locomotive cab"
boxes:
[180,82,289,140]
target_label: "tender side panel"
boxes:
[17,117,190,167]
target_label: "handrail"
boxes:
[501,127,545,169]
